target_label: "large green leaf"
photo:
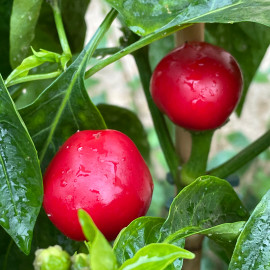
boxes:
[19,34,107,172]
[78,209,118,270]
[205,22,270,115]
[10,0,43,68]
[159,176,249,242]
[229,189,270,269]
[0,0,13,78]
[97,104,150,162]
[119,243,194,270]
[113,217,165,265]
[106,0,270,36]
[0,76,43,254]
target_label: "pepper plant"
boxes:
[0,0,270,269]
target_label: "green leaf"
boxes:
[10,0,43,68]
[205,22,270,116]
[113,217,165,265]
[97,104,150,162]
[229,189,270,270]
[119,243,194,270]
[78,209,118,270]
[0,75,43,254]
[19,32,107,172]
[5,49,62,87]
[159,176,249,242]
[105,0,270,36]
[165,221,245,258]
[0,0,13,78]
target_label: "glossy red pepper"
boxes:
[150,41,243,131]
[43,130,153,241]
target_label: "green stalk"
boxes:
[85,24,192,79]
[93,47,122,58]
[6,71,61,87]
[133,46,180,187]
[208,129,270,179]
[181,130,214,186]
[50,0,72,58]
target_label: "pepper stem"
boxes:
[180,130,214,186]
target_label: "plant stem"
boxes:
[85,24,192,79]
[181,130,214,186]
[5,71,61,87]
[50,0,72,57]
[133,46,180,187]
[208,129,270,179]
[93,47,122,58]
[83,9,118,65]
[175,24,205,270]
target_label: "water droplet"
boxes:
[66,145,70,149]
[78,147,83,152]
[92,148,98,152]
[47,214,52,217]
[93,132,101,139]
[192,99,199,105]
[61,180,67,187]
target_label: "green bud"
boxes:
[71,253,91,270]
[33,245,71,270]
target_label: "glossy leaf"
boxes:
[10,0,43,68]
[0,76,43,254]
[113,217,165,265]
[19,31,107,172]
[165,221,245,257]
[78,209,118,270]
[159,176,249,242]
[229,189,270,269]
[97,104,150,162]
[119,243,194,270]
[105,0,270,36]
[205,22,270,115]
[0,0,13,78]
